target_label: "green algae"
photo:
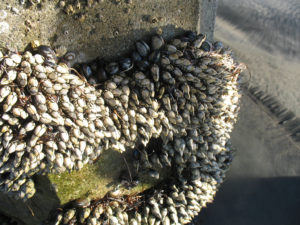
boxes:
[47,149,167,205]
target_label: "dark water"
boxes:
[193,1,300,225]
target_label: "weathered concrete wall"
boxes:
[198,0,218,40]
[0,0,217,61]
[0,0,218,224]
[1,0,199,61]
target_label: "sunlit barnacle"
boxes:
[0,30,242,225]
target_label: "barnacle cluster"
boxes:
[0,30,242,224]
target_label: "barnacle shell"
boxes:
[0,30,242,224]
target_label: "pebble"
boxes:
[0,21,9,34]
[0,10,7,19]
[11,7,20,15]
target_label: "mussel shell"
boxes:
[213,41,224,51]
[38,45,57,62]
[120,58,133,72]
[151,35,164,50]
[201,41,213,52]
[44,59,57,67]
[131,51,142,62]
[148,50,161,63]
[105,62,119,75]
[180,36,190,43]
[192,34,206,48]
[90,61,98,72]
[185,30,197,41]
[136,41,150,57]
[97,67,108,82]
[81,64,93,78]
[136,60,150,71]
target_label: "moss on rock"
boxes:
[48,149,167,205]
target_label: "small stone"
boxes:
[59,1,66,8]
[30,0,41,4]
[11,7,20,14]
[0,10,7,19]
[113,29,119,37]
[0,22,9,34]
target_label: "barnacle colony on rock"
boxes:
[0,30,242,224]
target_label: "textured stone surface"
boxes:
[0,0,206,61]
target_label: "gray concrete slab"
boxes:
[0,0,209,61]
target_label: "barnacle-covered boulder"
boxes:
[0,29,243,225]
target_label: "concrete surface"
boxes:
[0,0,201,61]
[198,0,218,40]
[192,0,300,224]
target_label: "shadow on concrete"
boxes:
[217,0,300,59]
[0,175,60,225]
[54,22,187,62]
[193,176,300,225]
